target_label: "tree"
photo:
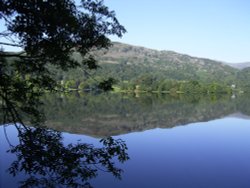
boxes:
[0,0,126,125]
[7,124,129,188]
[135,74,157,92]
[0,2,130,187]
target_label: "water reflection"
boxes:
[3,123,129,188]
[43,93,250,137]
[2,93,250,188]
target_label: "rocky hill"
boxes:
[94,42,237,83]
[57,42,250,90]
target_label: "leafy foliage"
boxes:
[0,0,125,125]
[0,2,129,186]
[7,124,129,188]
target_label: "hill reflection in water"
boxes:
[2,93,250,188]
[43,93,250,137]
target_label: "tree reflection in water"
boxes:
[4,123,129,188]
[1,83,129,187]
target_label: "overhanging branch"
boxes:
[0,42,22,47]
[0,51,25,57]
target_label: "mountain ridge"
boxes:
[225,62,250,70]
[105,42,250,69]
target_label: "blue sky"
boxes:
[1,0,249,63]
[105,0,250,63]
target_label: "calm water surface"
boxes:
[1,94,250,188]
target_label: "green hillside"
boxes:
[51,42,249,93]
[96,42,237,82]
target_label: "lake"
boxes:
[1,93,250,188]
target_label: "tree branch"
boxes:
[0,42,22,47]
[0,51,25,57]
[0,32,12,37]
